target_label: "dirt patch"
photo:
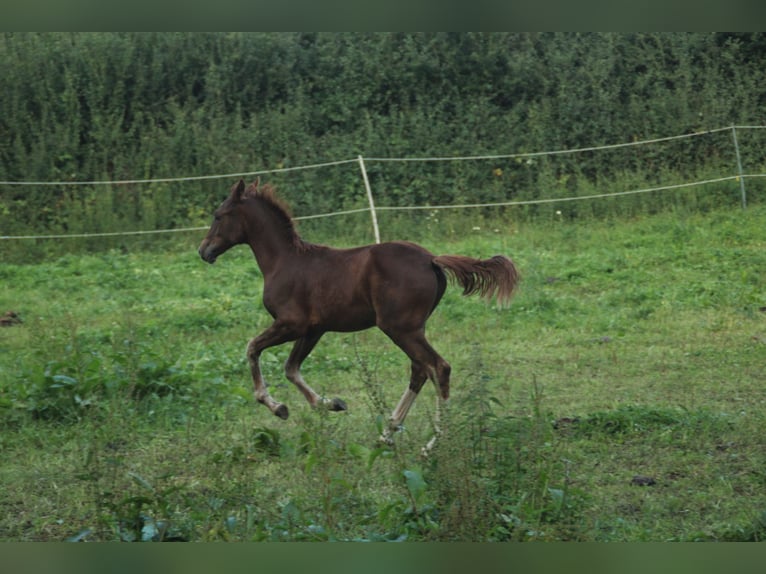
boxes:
[1,311,22,326]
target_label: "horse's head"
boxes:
[198,179,249,264]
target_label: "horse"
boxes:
[198,179,520,447]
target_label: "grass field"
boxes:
[1,203,765,541]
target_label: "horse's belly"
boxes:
[314,301,376,333]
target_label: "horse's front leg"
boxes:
[246,322,297,419]
[285,333,347,412]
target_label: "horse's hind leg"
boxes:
[246,321,299,419]
[380,329,451,445]
[380,361,428,445]
[285,332,347,412]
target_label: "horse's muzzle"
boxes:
[198,243,217,264]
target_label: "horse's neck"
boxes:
[245,201,297,277]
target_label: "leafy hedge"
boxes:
[2,33,766,245]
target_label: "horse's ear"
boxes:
[232,179,246,201]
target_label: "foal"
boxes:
[198,179,519,445]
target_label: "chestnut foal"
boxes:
[198,180,519,448]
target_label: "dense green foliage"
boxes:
[2,32,766,250]
[1,205,765,541]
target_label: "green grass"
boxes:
[1,204,765,541]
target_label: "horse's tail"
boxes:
[433,254,520,307]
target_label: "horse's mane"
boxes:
[243,181,310,251]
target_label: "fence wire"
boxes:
[1,126,763,241]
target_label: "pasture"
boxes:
[1,204,765,541]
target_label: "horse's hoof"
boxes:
[274,404,289,420]
[420,435,439,458]
[330,398,347,412]
[378,437,396,450]
[378,431,395,447]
